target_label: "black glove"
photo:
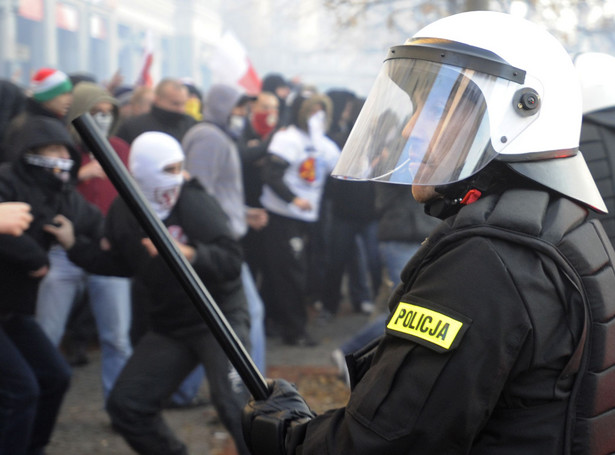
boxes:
[243,379,316,455]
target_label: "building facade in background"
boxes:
[1,0,614,98]
[0,0,223,90]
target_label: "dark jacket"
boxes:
[237,119,274,208]
[0,116,104,315]
[115,105,196,144]
[375,183,440,243]
[325,178,378,223]
[326,89,357,149]
[68,178,249,338]
[580,107,615,245]
[299,188,615,454]
[324,91,374,223]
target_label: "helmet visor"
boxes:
[333,58,523,186]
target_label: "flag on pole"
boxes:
[209,30,262,95]
[135,31,154,87]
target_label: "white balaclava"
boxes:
[129,131,185,219]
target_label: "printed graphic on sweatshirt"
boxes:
[299,156,316,182]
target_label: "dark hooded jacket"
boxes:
[67,178,249,338]
[237,106,276,208]
[2,96,68,164]
[262,73,290,126]
[0,116,104,315]
[326,89,357,149]
[322,90,377,223]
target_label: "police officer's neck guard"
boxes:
[424,161,537,220]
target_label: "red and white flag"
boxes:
[135,31,154,87]
[210,30,262,95]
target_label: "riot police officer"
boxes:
[243,11,615,455]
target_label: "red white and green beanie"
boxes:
[31,68,73,102]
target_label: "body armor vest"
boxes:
[396,189,615,454]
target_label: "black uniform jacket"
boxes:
[299,188,615,454]
[68,178,249,338]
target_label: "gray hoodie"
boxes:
[182,84,247,239]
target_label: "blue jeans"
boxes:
[322,218,382,314]
[242,263,266,373]
[379,241,421,288]
[347,221,382,306]
[340,241,422,355]
[36,246,132,400]
[340,313,388,355]
[0,314,71,455]
[170,262,266,405]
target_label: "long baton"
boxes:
[72,113,270,400]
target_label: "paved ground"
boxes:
[45,298,385,455]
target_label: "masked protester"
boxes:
[236,92,280,288]
[242,11,615,455]
[0,115,103,455]
[183,84,268,378]
[115,78,196,144]
[258,92,340,347]
[55,131,252,455]
[34,81,133,401]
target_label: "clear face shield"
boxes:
[332,50,539,187]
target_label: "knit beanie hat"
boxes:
[31,68,73,102]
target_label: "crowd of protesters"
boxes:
[0,66,423,454]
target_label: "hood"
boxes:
[202,84,242,129]
[292,93,333,132]
[262,73,288,93]
[67,81,120,139]
[129,131,185,219]
[14,115,79,162]
[326,89,356,132]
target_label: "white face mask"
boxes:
[228,114,246,138]
[92,112,114,137]
[129,132,185,219]
[308,110,326,139]
[142,172,183,218]
[24,153,74,183]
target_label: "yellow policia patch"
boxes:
[386,301,469,352]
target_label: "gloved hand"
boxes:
[243,379,316,455]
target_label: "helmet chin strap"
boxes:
[424,162,509,219]
[423,186,469,219]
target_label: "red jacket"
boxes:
[77,135,129,215]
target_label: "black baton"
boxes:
[72,113,270,400]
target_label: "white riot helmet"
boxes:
[574,52,615,115]
[332,11,606,213]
